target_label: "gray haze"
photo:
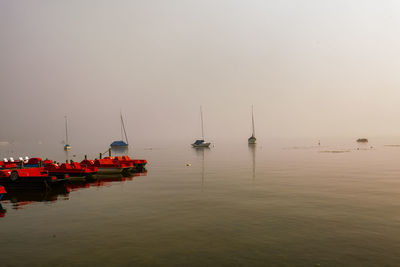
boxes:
[1,0,400,147]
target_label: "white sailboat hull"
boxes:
[192,142,211,148]
[192,106,212,147]
[248,137,257,144]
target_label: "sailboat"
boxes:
[64,116,71,151]
[192,106,211,148]
[248,105,257,144]
[110,112,129,148]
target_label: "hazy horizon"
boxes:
[2,0,400,146]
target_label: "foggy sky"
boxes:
[1,0,400,147]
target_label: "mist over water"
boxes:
[2,0,400,144]
[2,0,400,266]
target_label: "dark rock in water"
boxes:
[357,138,368,143]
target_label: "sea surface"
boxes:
[2,138,400,266]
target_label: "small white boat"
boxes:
[192,106,211,148]
[192,139,211,148]
[248,105,257,144]
[64,144,71,151]
[64,116,72,151]
[248,136,256,144]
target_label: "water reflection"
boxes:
[2,184,70,210]
[0,204,6,217]
[67,170,147,192]
[0,169,147,216]
[192,147,209,191]
[248,144,256,181]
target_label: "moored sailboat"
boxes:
[64,116,71,151]
[110,112,129,148]
[192,106,211,148]
[248,105,257,144]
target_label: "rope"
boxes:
[101,149,110,156]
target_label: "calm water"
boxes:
[2,138,400,266]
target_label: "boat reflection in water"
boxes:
[193,147,210,191]
[66,170,147,192]
[0,169,147,216]
[1,184,70,211]
[248,144,256,181]
[0,204,5,217]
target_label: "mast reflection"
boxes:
[193,147,209,191]
[248,144,256,181]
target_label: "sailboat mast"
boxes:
[120,112,129,145]
[251,105,255,136]
[200,106,205,140]
[120,115,123,140]
[65,116,69,144]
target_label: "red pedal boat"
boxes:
[1,158,53,169]
[44,162,98,180]
[0,161,18,169]
[0,167,68,184]
[80,158,132,174]
[104,156,147,170]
